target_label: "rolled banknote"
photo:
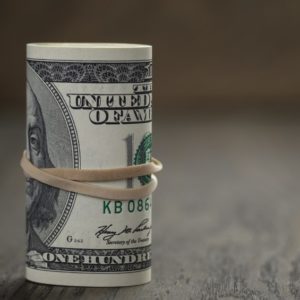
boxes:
[25,43,154,286]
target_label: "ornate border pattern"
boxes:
[30,246,151,273]
[27,60,152,83]
[43,82,80,247]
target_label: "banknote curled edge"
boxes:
[24,43,157,287]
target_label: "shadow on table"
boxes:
[5,279,120,300]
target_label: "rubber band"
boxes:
[20,150,162,200]
[42,157,162,182]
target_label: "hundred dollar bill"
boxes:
[25,43,153,286]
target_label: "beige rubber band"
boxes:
[42,157,162,182]
[20,150,162,200]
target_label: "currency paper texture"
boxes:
[25,43,153,286]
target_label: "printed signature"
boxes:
[95,218,151,241]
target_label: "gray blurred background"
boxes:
[2,1,300,298]
[1,0,300,112]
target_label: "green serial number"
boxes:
[103,198,151,214]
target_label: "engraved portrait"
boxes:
[26,84,59,251]
[26,64,78,252]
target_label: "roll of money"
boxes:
[25,43,153,286]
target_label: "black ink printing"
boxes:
[95,218,151,241]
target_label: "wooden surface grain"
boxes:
[1,111,300,299]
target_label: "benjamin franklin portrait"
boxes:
[26,84,59,251]
[26,65,78,254]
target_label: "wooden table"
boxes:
[1,110,300,299]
